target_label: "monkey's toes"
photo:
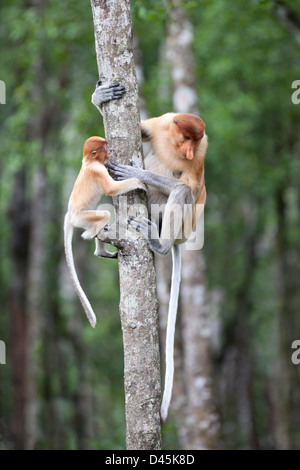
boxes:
[128,217,141,232]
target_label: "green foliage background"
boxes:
[0,0,299,450]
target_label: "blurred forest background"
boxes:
[0,0,300,450]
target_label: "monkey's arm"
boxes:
[141,114,176,142]
[194,184,206,222]
[108,161,180,196]
[92,80,126,114]
[96,166,146,196]
[141,118,158,142]
[91,81,159,143]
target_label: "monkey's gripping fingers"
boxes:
[108,161,144,182]
[128,216,160,243]
[92,81,126,109]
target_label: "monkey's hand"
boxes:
[92,81,126,112]
[108,160,144,183]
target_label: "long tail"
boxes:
[64,213,97,328]
[160,243,182,422]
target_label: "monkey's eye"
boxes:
[184,136,191,140]
[91,150,97,156]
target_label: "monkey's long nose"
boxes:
[186,144,194,160]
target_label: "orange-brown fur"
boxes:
[69,136,145,227]
[64,136,145,328]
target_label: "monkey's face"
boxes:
[93,143,110,164]
[177,136,197,161]
[171,114,205,161]
[171,123,197,161]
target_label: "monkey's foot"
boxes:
[129,216,159,242]
[81,229,95,240]
[92,81,126,107]
[129,217,171,256]
[94,248,118,259]
[94,230,118,258]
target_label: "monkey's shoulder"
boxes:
[83,160,107,174]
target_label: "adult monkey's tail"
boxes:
[160,243,181,422]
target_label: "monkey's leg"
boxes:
[78,210,117,258]
[79,210,111,240]
[129,216,174,256]
[130,185,193,255]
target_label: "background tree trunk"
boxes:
[9,47,48,451]
[270,186,293,449]
[90,0,161,450]
[165,4,219,449]
[8,169,31,450]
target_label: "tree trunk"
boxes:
[90,0,161,450]
[8,50,48,450]
[24,163,46,449]
[271,186,293,449]
[165,4,219,449]
[8,169,31,450]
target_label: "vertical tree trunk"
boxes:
[9,52,48,450]
[25,163,46,449]
[24,47,49,449]
[165,4,219,449]
[271,186,293,449]
[8,0,61,445]
[8,169,31,450]
[90,0,161,450]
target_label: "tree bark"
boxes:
[8,43,48,451]
[90,0,161,450]
[8,169,31,450]
[271,186,293,449]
